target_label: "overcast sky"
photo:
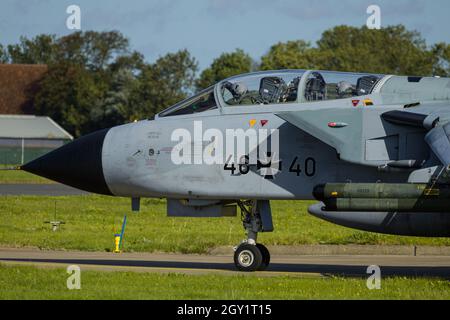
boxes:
[1,0,449,70]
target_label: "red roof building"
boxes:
[0,64,48,115]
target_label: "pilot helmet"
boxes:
[232,82,248,98]
[337,81,354,96]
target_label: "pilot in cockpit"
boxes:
[223,81,250,105]
[337,81,357,98]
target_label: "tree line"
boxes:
[0,25,449,137]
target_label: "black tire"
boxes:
[234,243,263,272]
[256,244,270,271]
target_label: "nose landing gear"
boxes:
[234,200,273,272]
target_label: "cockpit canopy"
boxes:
[221,70,383,106]
[158,70,384,117]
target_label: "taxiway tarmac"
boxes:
[0,248,449,278]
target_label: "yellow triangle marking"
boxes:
[249,119,257,128]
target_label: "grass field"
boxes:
[1,172,449,301]
[0,264,449,300]
[1,194,450,253]
[0,170,52,184]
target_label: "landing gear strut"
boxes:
[234,200,273,272]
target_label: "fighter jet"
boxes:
[22,69,450,271]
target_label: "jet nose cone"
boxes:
[22,128,112,195]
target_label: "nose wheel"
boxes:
[234,200,273,272]
[234,243,271,272]
[234,243,262,272]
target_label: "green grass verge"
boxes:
[1,195,449,253]
[0,264,449,299]
[0,170,53,184]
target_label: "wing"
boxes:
[276,108,364,164]
[277,102,450,167]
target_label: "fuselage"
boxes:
[23,70,450,201]
[100,70,450,200]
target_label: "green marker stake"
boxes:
[119,214,127,249]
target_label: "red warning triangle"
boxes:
[352,100,360,107]
[260,120,268,127]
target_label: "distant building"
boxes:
[0,115,73,166]
[0,64,72,165]
[0,64,48,114]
